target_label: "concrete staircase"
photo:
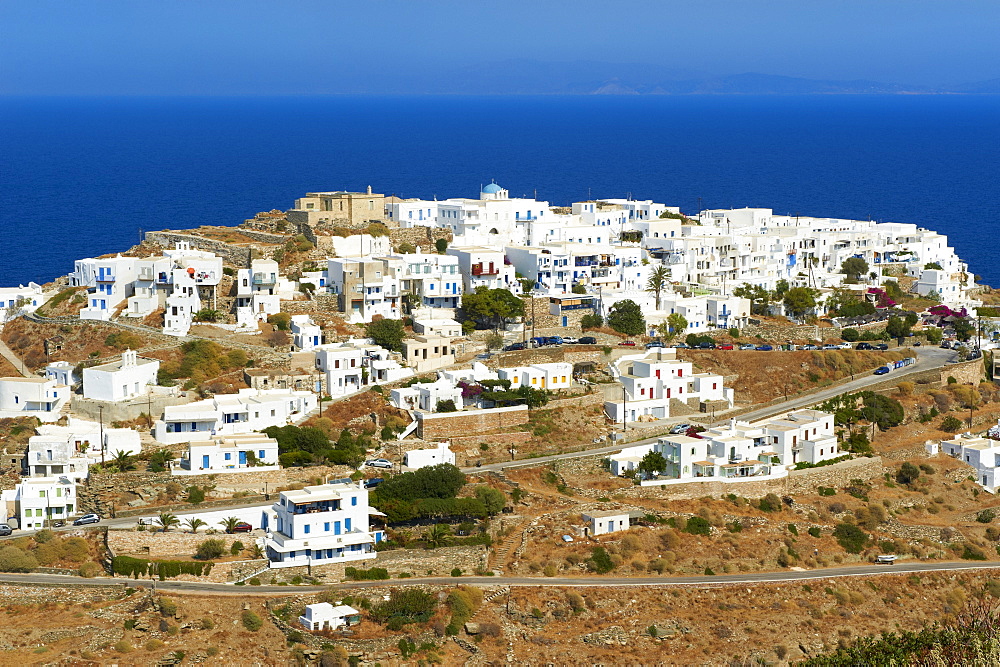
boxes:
[489,518,531,572]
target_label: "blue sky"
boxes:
[1,0,997,94]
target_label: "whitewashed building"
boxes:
[82,349,159,402]
[0,377,69,422]
[404,442,455,469]
[582,510,631,536]
[264,480,385,568]
[152,388,316,444]
[0,283,44,324]
[941,433,1000,493]
[299,603,361,632]
[176,434,280,474]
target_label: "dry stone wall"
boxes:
[416,406,529,439]
[108,529,251,558]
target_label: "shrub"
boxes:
[940,415,964,433]
[78,562,102,578]
[684,516,711,536]
[200,617,215,630]
[818,486,837,496]
[195,539,226,561]
[114,640,133,654]
[808,526,822,538]
[833,523,868,554]
[962,545,988,561]
[896,462,921,485]
[242,610,263,631]
[186,486,206,504]
[758,493,782,512]
[34,529,55,544]
[588,546,616,573]
[267,313,291,331]
[158,597,178,617]
[977,509,996,524]
[450,567,463,577]
[344,566,390,581]
[0,546,38,572]
[787,523,799,536]
[230,540,245,555]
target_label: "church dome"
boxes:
[481,183,504,194]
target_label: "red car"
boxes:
[716,344,734,350]
[229,522,253,534]
[618,340,636,346]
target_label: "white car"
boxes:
[561,337,578,345]
[838,342,853,349]
[365,459,393,469]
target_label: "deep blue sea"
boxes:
[1,95,998,288]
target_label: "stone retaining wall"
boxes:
[108,529,251,558]
[416,405,529,439]
[72,394,190,423]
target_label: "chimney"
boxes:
[367,185,372,195]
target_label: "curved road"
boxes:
[465,345,956,474]
[0,559,997,596]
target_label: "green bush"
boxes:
[158,597,178,617]
[450,567,463,577]
[940,415,964,433]
[758,493,783,512]
[371,589,436,627]
[684,516,712,536]
[344,566,390,581]
[230,540,245,555]
[808,526,822,538]
[242,610,263,631]
[113,556,212,580]
[977,510,996,524]
[588,546,616,573]
[0,546,38,572]
[833,523,869,554]
[195,539,226,560]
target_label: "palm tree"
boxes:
[219,516,241,534]
[111,450,135,472]
[645,265,669,310]
[184,517,206,534]
[424,523,452,549]
[155,513,179,533]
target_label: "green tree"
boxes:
[832,523,868,553]
[155,513,180,533]
[924,326,944,344]
[474,486,506,515]
[461,287,525,331]
[435,238,449,254]
[886,315,911,341]
[841,328,860,342]
[606,299,646,337]
[732,284,770,315]
[580,313,603,329]
[664,312,687,343]
[424,523,452,548]
[637,450,668,477]
[924,262,943,270]
[588,546,615,573]
[365,318,405,351]
[572,283,587,294]
[218,517,242,534]
[195,538,226,560]
[840,257,870,282]
[184,518,206,534]
[782,287,817,319]
[896,462,920,485]
[953,318,975,342]
[397,241,416,254]
[645,265,669,310]
[111,450,135,472]
[147,449,175,473]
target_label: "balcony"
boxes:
[138,269,155,281]
[96,274,115,283]
[471,264,499,276]
[253,273,277,286]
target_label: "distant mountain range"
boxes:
[409,60,1000,95]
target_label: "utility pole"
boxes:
[99,406,105,466]
[622,385,627,433]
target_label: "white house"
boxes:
[404,442,455,469]
[298,603,361,632]
[0,377,69,422]
[604,349,731,424]
[82,349,159,402]
[176,434,280,475]
[44,361,76,387]
[264,480,385,568]
[72,255,138,321]
[10,476,78,530]
[290,315,323,351]
[581,510,630,536]
[32,417,142,462]
[941,433,1000,493]
[496,362,573,392]
[0,283,44,324]
[314,341,412,398]
[152,388,316,444]
[24,435,92,481]
[390,378,463,413]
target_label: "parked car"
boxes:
[875,554,898,565]
[530,337,547,347]
[230,522,253,534]
[645,341,664,349]
[561,336,578,345]
[698,342,716,349]
[873,366,891,375]
[822,344,839,350]
[363,478,384,489]
[561,534,575,543]
[544,336,564,346]
[672,343,689,349]
[838,342,853,349]
[856,342,874,350]
[73,513,101,526]
[940,341,951,349]
[0,524,12,536]
[875,343,889,350]
[913,340,922,346]
[668,423,692,435]
[802,344,820,350]
[579,336,597,345]
[365,459,393,469]
[716,343,734,350]
[738,343,755,350]
[755,345,773,351]
[618,340,636,347]
[503,342,527,352]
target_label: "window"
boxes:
[39,490,46,498]
[225,453,231,461]
[345,518,352,531]
[324,522,330,531]
[351,497,357,506]
[304,525,310,534]
[259,450,266,459]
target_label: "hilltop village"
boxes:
[1,184,1000,664]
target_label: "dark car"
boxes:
[73,513,100,526]
[755,345,773,351]
[874,366,891,375]
[544,336,564,346]
[503,342,527,351]
[698,342,716,349]
[913,340,922,346]
[875,343,889,351]
[230,522,253,534]
[618,340,636,346]
[856,342,874,350]
[530,337,547,347]
[940,340,951,349]
[579,336,597,345]
[645,340,664,349]
[363,477,384,489]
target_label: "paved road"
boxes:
[464,345,956,474]
[1,559,997,596]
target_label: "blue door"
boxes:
[334,521,341,535]
[202,455,209,468]
[239,451,247,465]
[562,316,568,327]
